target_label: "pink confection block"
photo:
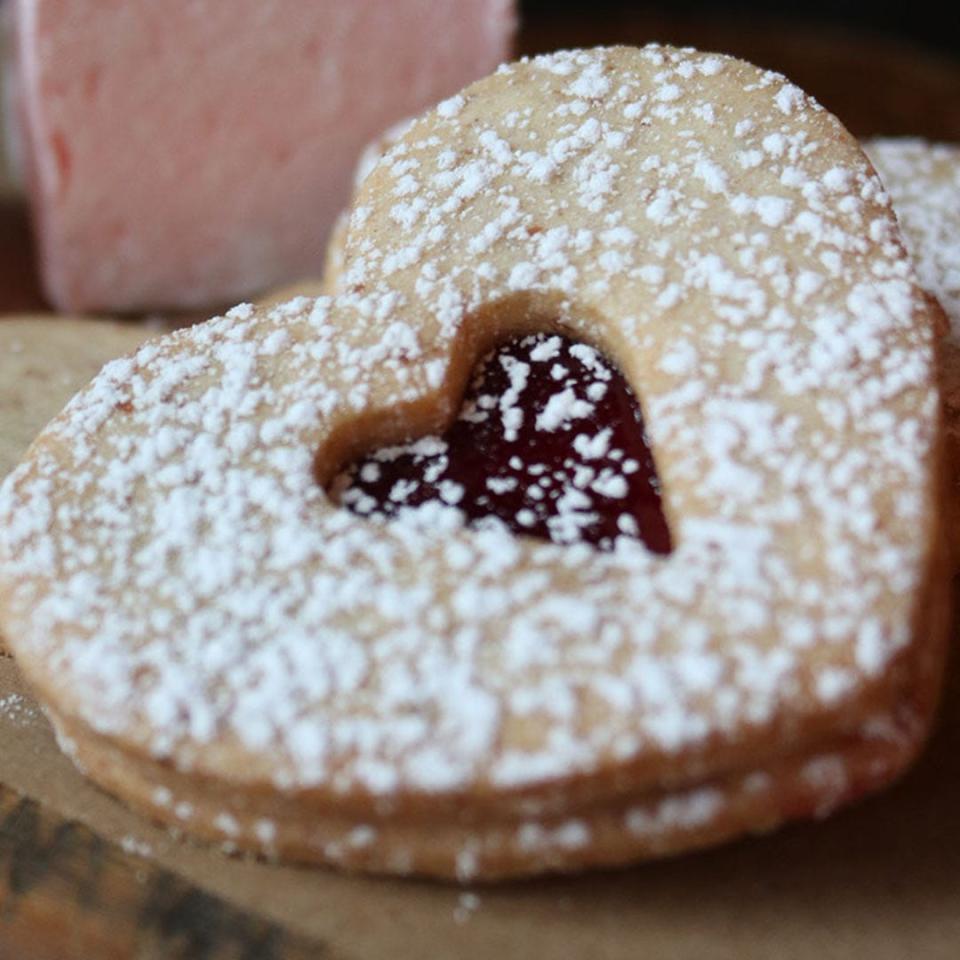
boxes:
[12,0,515,312]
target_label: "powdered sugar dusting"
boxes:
[865,138,960,336]
[0,47,939,869]
[0,692,40,726]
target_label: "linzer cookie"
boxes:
[0,46,949,880]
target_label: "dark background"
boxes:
[522,0,960,59]
[518,1,960,140]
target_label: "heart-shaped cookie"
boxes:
[0,46,949,879]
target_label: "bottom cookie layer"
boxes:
[45,698,935,881]
[34,407,953,881]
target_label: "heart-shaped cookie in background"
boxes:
[865,140,960,546]
[0,46,950,880]
[864,141,960,334]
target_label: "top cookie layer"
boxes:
[0,47,941,808]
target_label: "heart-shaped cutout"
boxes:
[335,331,672,553]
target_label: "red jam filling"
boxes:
[337,333,672,554]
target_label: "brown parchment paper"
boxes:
[1,316,960,958]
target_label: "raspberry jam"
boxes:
[337,333,672,554]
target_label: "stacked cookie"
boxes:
[0,45,956,880]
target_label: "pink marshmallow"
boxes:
[12,0,515,311]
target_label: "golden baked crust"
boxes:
[0,46,949,879]
[0,317,153,657]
